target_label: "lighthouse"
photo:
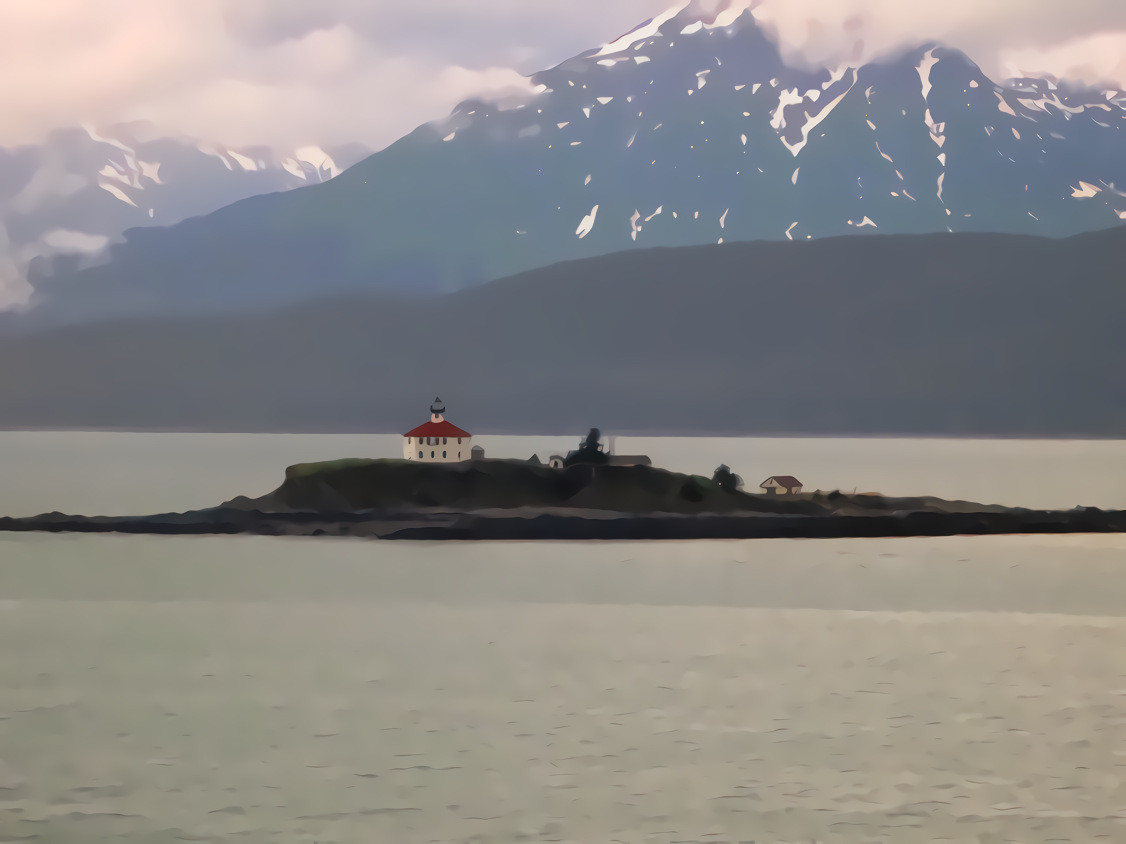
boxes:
[402,398,472,462]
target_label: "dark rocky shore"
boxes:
[1,458,1123,540]
[1,505,1123,540]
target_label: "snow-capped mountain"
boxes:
[0,124,369,305]
[24,1,1126,320]
[436,2,1126,248]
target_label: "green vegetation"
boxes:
[254,458,824,516]
[284,458,382,480]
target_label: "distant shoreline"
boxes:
[1,506,1124,540]
[0,427,1122,442]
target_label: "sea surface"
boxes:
[2,432,1126,843]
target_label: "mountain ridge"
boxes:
[20,5,1126,321]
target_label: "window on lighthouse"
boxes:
[418,451,423,459]
[431,451,435,458]
[443,451,447,458]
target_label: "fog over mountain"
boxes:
[21,3,1125,322]
[0,125,371,309]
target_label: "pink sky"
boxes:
[1,0,1123,151]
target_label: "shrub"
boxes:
[712,464,743,493]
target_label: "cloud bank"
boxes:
[734,0,1126,87]
[0,0,586,151]
[0,0,1123,152]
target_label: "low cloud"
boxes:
[0,0,660,151]
[3,0,1122,155]
[1000,31,1126,89]
[0,225,32,309]
[708,0,1126,85]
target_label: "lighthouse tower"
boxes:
[402,397,472,462]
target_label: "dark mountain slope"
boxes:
[0,227,1122,436]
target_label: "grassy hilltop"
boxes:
[229,457,1009,518]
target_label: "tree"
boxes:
[712,464,743,493]
[563,428,609,467]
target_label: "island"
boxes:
[1,455,1123,540]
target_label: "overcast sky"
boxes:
[1,0,1124,152]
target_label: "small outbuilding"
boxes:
[548,429,650,469]
[759,475,803,495]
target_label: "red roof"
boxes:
[761,475,802,489]
[404,419,471,438]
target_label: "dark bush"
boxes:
[712,464,743,493]
[679,479,705,502]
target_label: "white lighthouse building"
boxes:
[403,398,472,462]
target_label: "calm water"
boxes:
[1,432,1125,843]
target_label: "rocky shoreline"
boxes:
[1,504,1123,540]
[2,458,1123,540]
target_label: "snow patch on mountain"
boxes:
[99,182,138,207]
[596,5,685,56]
[139,160,162,184]
[823,65,850,90]
[576,205,599,238]
[771,89,805,130]
[777,69,857,157]
[294,146,342,178]
[996,94,1017,117]
[917,49,939,102]
[228,150,258,171]
[83,124,134,156]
